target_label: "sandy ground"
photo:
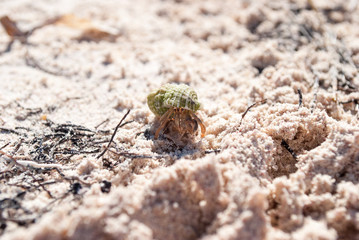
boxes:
[0,0,359,239]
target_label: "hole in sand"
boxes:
[267,120,329,179]
[250,51,279,75]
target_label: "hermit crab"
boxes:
[147,83,206,140]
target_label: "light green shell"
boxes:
[147,83,201,116]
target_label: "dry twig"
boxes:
[297,89,303,109]
[239,99,267,127]
[107,149,165,160]
[97,110,132,159]
[281,139,297,160]
[25,51,71,77]
[0,150,63,171]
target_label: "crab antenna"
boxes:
[191,112,206,138]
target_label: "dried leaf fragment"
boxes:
[54,14,93,29]
[0,16,26,39]
[54,14,121,42]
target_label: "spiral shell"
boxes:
[147,83,201,116]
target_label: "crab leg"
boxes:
[154,108,174,139]
[191,112,206,138]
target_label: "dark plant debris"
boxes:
[239,99,267,127]
[97,109,132,159]
[0,112,135,231]
[281,139,297,160]
[70,182,82,195]
[100,180,112,193]
[297,89,303,109]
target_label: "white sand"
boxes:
[0,0,358,239]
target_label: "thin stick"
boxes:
[54,168,93,186]
[0,142,10,150]
[0,127,25,136]
[29,174,54,198]
[0,150,62,169]
[25,51,69,77]
[297,89,303,109]
[107,149,165,159]
[204,149,221,154]
[0,149,20,164]
[0,40,14,55]
[16,160,63,169]
[239,99,267,127]
[96,110,131,159]
[310,74,319,113]
[95,118,109,129]
[281,139,297,160]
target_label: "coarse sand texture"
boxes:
[0,0,359,240]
